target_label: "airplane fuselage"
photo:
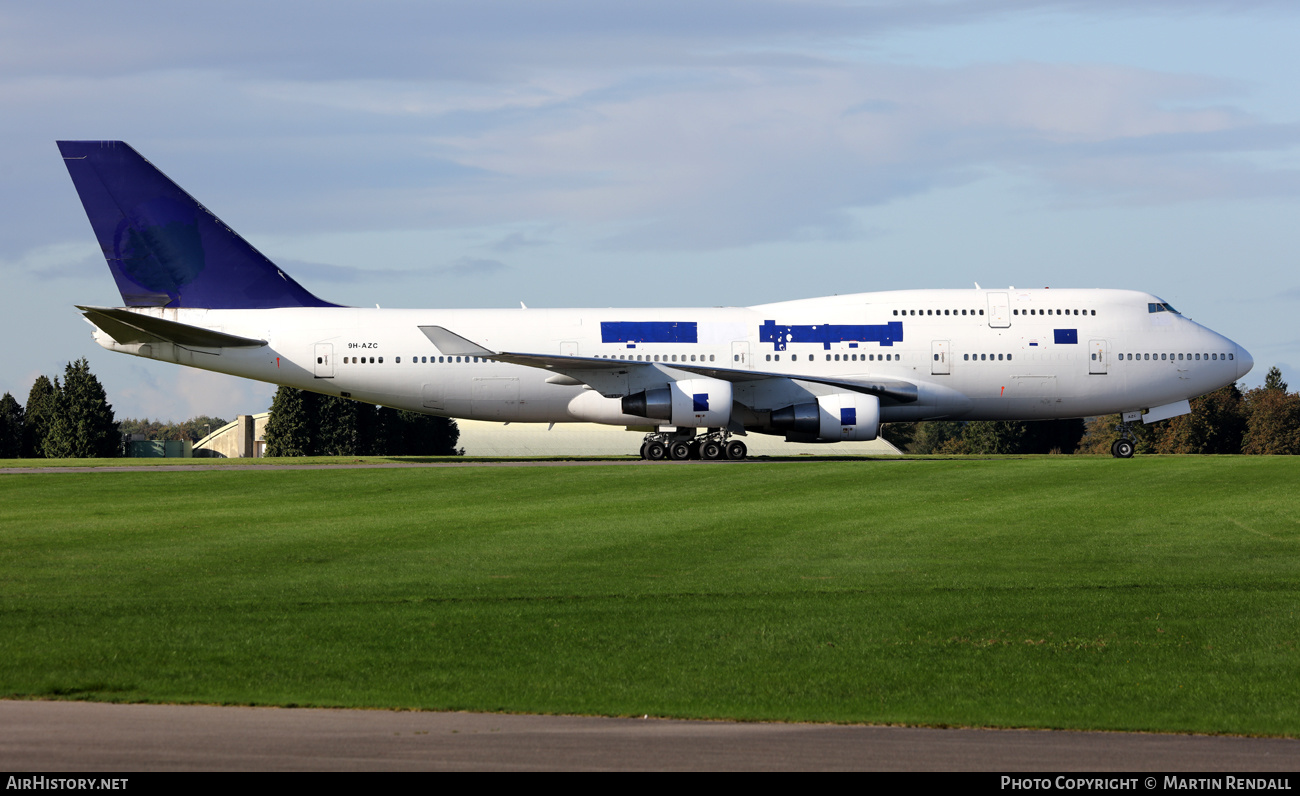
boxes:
[87,287,1251,433]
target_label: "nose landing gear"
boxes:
[1111,420,1137,458]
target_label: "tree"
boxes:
[1155,384,1246,454]
[395,410,460,456]
[961,421,1027,454]
[1021,418,1086,454]
[40,358,120,458]
[1263,366,1288,393]
[23,375,57,458]
[186,416,229,443]
[119,415,232,443]
[1242,379,1300,455]
[315,394,381,456]
[0,392,23,458]
[909,421,965,454]
[264,387,317,456]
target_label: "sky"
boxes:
[2,0,1298,421]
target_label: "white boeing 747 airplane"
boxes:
[59,141,1253,459]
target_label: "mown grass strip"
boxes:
[1,458,1296,734]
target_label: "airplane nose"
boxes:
[1237,344,1254,380]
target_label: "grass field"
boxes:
[1,456,1297,735]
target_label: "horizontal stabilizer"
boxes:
[79,306,267,348]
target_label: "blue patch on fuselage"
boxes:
[1054,329,1078,345]
[760,320,903,350]
[601,321,698,344]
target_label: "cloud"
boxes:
[275,259,416,284]
[431,257,510,278]
[6,2,1298,255]
[5,2,1294,82]
[0,242,100,279]
[488,230,553,252]
[110,363,275,422]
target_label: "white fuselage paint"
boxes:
[88,288,1252,432]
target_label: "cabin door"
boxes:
[314,343,335,378]
[931,340,951,375]
[731,341,752,369]
[1089,339,1108,375]
[987,292,1010,328]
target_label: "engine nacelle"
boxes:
[770,393,880,442]
[621,377,734,428]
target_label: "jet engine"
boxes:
[770,392,880,441]
[621,377,734,428]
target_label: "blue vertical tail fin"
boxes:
[58,140,338,309]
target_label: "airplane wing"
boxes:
[80,306,268,348]
[418,325,918,403]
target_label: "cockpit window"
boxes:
[1148,302,1181,314]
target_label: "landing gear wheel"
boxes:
[1111,439,1135,459]
[725,440,748,461]
[688,440,702,460]
[639,442,648,460]
[668,440,692,460]
[700,440,724,460]
[644,441,668,461]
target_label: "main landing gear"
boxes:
[639,430,748,461]
[1110,420,1136,459]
